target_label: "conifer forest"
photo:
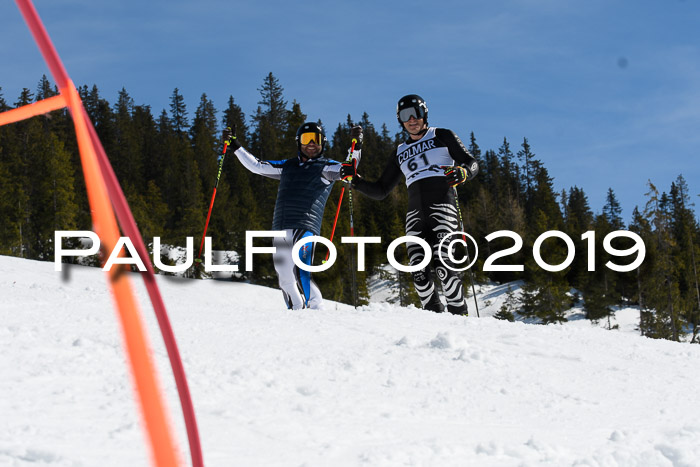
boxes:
[1,73,699,343]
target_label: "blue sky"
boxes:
[2,0,699,222]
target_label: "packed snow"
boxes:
[2,254,700,466]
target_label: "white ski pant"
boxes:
[273,229,323,310]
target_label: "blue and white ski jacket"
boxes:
[234,147,361,235]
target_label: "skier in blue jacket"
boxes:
[223,123,361,309]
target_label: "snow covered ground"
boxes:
[2,255,700,466]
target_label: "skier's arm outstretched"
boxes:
[351,158,402,200]
[223,126,284,180]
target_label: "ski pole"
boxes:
[197,138,229,260]
[324,139,356,262]
[453,185,480,317]
[325,188,345,262]
[349,180,357,307]
[347,139,358,307]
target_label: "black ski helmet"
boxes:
[396,94,428,127]
[295,121,327,156]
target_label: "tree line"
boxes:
[1,72,698,342]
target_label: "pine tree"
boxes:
[0,87,20,254]
[282,100,306,160]
[82,85,115,146]
[133,104,159,187]
[189,93,235,253]
[37,133,79,259]
[629,206,654,335]
[564,186,594,290]
[7,89,39,258]
[494,286,518,321]
[160,93,204,244]
[245,74,291,283]
[0,87,8,111]
[190,93,219,195]
[642,181,682,340]
[9,105,78,259]
[497,137,521,203]
[521,209,571,324]
[253,72,288,159]
[169,88,189,134]
[125,180,168,245]
[459,132,481,202]
[601,187,635,307]
[603,188,624,230]
[36,75,58,100]
[15,88,34,106]
[0,159,22,255]
[520,163,569,324]
[222,96,249,147]
[220,96,261,261]
[669,175,700,342]
[112,88,144,191]
[582,214,618,326]
[518,137,535,203]
[468,132,482,163]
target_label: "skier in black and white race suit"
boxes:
[223,123,362,310]
[347,94,478,315]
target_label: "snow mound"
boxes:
[2,255,700,466]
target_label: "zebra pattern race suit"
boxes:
[352,127,478,314]
[404,178,467,312]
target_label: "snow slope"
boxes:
[2,255,700,466]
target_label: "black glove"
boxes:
[444,165,468,187]
[350,125,363,150]
[340,158,357,181]
[444,161,478,186]
[222,126,241,151]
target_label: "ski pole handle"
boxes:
[344,140,357,163]
[342,139,357,182]
[324,139,358,263]
[214,142,228,188]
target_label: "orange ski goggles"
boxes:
[299,131,323,145]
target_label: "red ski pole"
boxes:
[197,140,229,260]
[324,139,356,262]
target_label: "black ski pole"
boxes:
[453,186,480,317]
[347,139,358,307]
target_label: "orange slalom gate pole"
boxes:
[68,78,182,467]
[14,1,71,90]
[13,1,182,465]
[0,94,67,126]
[85,114,203,467]
[0,78,206,467]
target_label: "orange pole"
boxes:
[65,82,181,467]
[0,94,67,127]
[85,107,202,466]
[12,0,183,463]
